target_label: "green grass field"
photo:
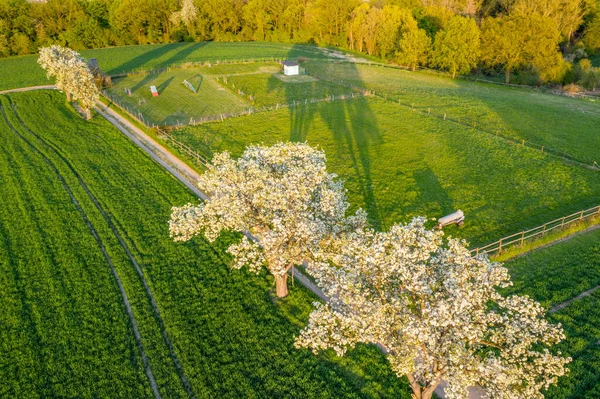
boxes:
[106,62,354,125]
[2,41,599,398]
[108,68,251,125]
[0,42,333,91]
[304,61,600,165]
[172,97,600,246]
[0,90,412,398]
[501,229,600,398]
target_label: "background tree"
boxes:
[169,143,365,298]
[432,15,480,78]
[171,0,199,38]
[296,218,570,399]
[396,26,431,71]
[376,6,414,59]
[480,16,525,83]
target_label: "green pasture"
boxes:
[0,42,332,91]
[304,61,600,165]
[173,97,600,246]
[225,72,351,107]
[107,68,250,125]
[106,62,356,125]
[0,90,412,398]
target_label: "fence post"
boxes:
[520,231,525,246]
[580,210,584,220]
[542,223,547,235]
[561,216,565,227]
[498,238,503,253]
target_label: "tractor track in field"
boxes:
[0,104,162,399]
[6,100,198,399]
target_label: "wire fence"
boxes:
[305,68,600,171]
[111,57,288,78]
[318,59,600,101]
[471,205,600,256]
[101,89,370,128]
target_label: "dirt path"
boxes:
[0,85,57,95]
[0,104,162,399]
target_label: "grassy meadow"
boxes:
[107,68,251,125]
[173,97,600,246]
[106,62,353,124]
[305,61,600,165]
[0,90,412,398]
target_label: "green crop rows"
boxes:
[0,90,411,398]
[500,229,600,399]
[503,228,600,308]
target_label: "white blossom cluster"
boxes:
[296,217,570,399]
[169,142,364,281]
[169,142,569,397]
[170,0,198,28]
[38,45,99,117]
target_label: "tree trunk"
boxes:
[408,373,422,399]
[505,68,511,84]
[66,92,72,101]
[85,108,92,120]
[275,274,288,297]
[452,65,456,79]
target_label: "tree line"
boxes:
[1,0,599,85]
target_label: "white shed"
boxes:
[282,61,300,76]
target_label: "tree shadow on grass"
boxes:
[277,45,384,229]
[157,76,175,94]
[110,42,209,75]
[405,166,454,219]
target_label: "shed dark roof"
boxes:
[282,61,299,67]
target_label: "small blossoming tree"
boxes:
[169,142,365,297]
[38,45,99,119]
[296,218,570,399]
[171,0,199,34]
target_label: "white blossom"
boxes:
[296,217,570,399]
[38,45,99,119]
[170,0,198,29]
[169,142,365,297]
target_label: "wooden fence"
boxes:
[156,127,210,168]
[471,205,600,256]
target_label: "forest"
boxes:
[1,0,599,86]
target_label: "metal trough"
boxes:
[436,210,465,229]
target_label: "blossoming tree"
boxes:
[296,218,570,399]
[171,0,199,35]
[38,45,99,119]
[169,142,365,297]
